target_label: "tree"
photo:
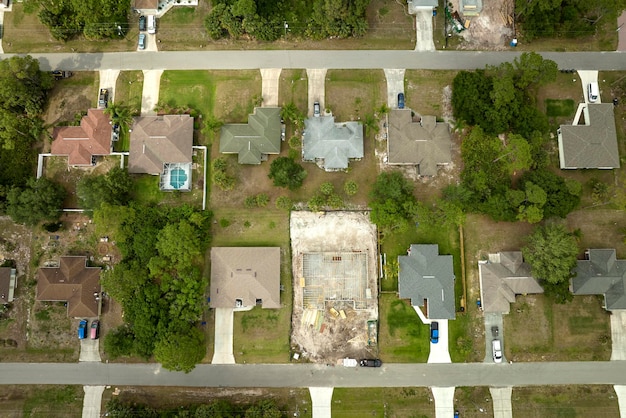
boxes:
[522,223,579,285]
[416,199,466,229]
[153,325,206,373]
[6,177,65,225]
[369,171,418,231]
[344,180,358,196]
[268,157,307,190]
[104,102,134,131]
[519,170,581,218]
[103,325,134,359]
[76,167,133,209]
[151,220,202,274]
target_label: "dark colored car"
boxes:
[359,359,382,367]
[491,326,499,337]
[397,92,405,109]
[430,321,439,344]
[98,88,109,108]
[51,70,72,80]
[78,319,88,339]
[139,15,147,32]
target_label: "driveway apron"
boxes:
[309,387,333,418]
[82,386,105,418]
[98,70,121,104]
[414,10,435,51]
[431,386,455,418]
[383,69,405,108]
[260,68,282,107]
[307,69,327,117]
[141,70,164,116]
[212,307,235,364]
[577,70,599,103]
[490,387,513,418]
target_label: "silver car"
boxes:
[138,33,146,50]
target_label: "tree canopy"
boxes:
[268,157,307,190]
[368,171,418,232]
[76,167,133,210]
[522,223,579,285]
[6,177,66,225]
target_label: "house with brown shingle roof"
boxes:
[128,114,194,175]
[0,267,17,304]
[51,109,112,166]
[387,109,451,176]
[210,247,281,309]
[37,256,101,318]
[478,252,544,314]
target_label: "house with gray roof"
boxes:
[557,103,620,169]
[478,252,544,314]
[571,249,626,311]
[387,109,452,176]
[210,247,281,309]
[0,267,17,305]
[302,115,363,171]
[219,107,282,164]
[398,244,455,320]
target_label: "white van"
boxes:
[492,339,503,363]
[147,15,156,34]
[588,82,599,103]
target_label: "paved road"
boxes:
[3,361,626,387]
[4,51,626,71]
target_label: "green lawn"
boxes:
[17,385,83,417]
[512,386,619,417]
[332,387,434,418]
[113,71,144,152]
[211,208,292,363]
[378,294,430,363]
[545,99,576,117]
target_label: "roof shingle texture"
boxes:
[51,109,112,166]
[219,108,282,164]
[303,116,364,170]
[572,249,626,311]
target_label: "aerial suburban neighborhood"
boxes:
[0,0,625,417]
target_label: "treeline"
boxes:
[98,203,213,372]
[205,0,369,41]
[24,0,131,41]
[106,398,283,418]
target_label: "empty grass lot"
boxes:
[405,70,458,117]
[211,208,292,363]
[332,387,434,418]
[325,70,387,122]
[454,387,493,417]
[378,294,430,363]
[0,385,84,417]
[512,386,619,417]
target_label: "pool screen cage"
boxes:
[159,162,192,192]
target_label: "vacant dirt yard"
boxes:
[290,211,379,363]
[450,0,515,50]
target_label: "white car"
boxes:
[492,339,503,363]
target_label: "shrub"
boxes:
[275,196,292,211]
[256,193,269,207]
[344,180,358,196]
[319,182,334,196]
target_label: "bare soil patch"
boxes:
[566,209,626,258]
[449,0,514,50]
[289,212,379,363]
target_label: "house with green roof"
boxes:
[557,103,620,169]
[571,249,626,311]
[302,115,363,171]
[398,244,456,320]
[219,107,282,164]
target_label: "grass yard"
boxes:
[332,387,434,418]
[504,294,611,362]
[512,386,619,417]
[378,294,430,363]
[545,99,576,118]
[0,385,83,417]
[325,70,386,122]
[211,208,292,363]
[454,387,493,417]
[405,70,458,117]
[113,71,144,152]
[43,72,98,132]
[2,4,137,53]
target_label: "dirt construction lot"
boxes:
[290,211,379,363]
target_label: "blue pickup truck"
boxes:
[430,321,439,344]
[78,319,88,339]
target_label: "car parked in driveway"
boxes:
[313,101,320,117]
[138,33,146,50]
[139,15,146,32]
[430,321,439,344]
[98,89,109,109]
[78,319,88,339]
[397,92,405,109]
[359,359,382,367]
[492,339,503,363]
[90,320,99,340]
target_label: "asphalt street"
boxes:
[2,361,626,388]
[3,50,626,71]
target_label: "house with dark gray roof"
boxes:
[571,249,626,311]
[219,107,282,164]
[478,252,543,314]
[387,109,451,176]
[128,114,194,174]
[37,256,101,318]
[210,247,281,309]
[0,267,17,304]
[398,244,455,320]
[557,103,620,169]
[302,115,363,171]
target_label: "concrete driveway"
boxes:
[79,338,101,362]
[431,387,455,418]
[577,70,599,103]
[307,69,326,117]
[98,70,121,103]
[484,312,506,364]
[383,69,405,108]
[309,387,333,418]
[618,11,626,52]
[212,308,235,364]
[140,69,163,116]
[611,310,626,360]
[490,387,513,418]
[82,386,105,418]
[414,10,435,52]
[428,320,451,364]
[260,68,282,107]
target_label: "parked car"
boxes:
[78,319,88,339]
[313,101,321,117]
[90,320,99,340]
[359,359,382,367]
[342,358,357,367]
[491,326,499,337]
[51,70,72,80]
[147,15,156,34]
[430,321,439,344]
[138,33,146,50]
[98,88,109,109]
[492,339,503,363]
[397,92,405,109]
[139,15,146,32]
[588,81,599,103]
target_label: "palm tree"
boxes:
[103,102,133,131]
